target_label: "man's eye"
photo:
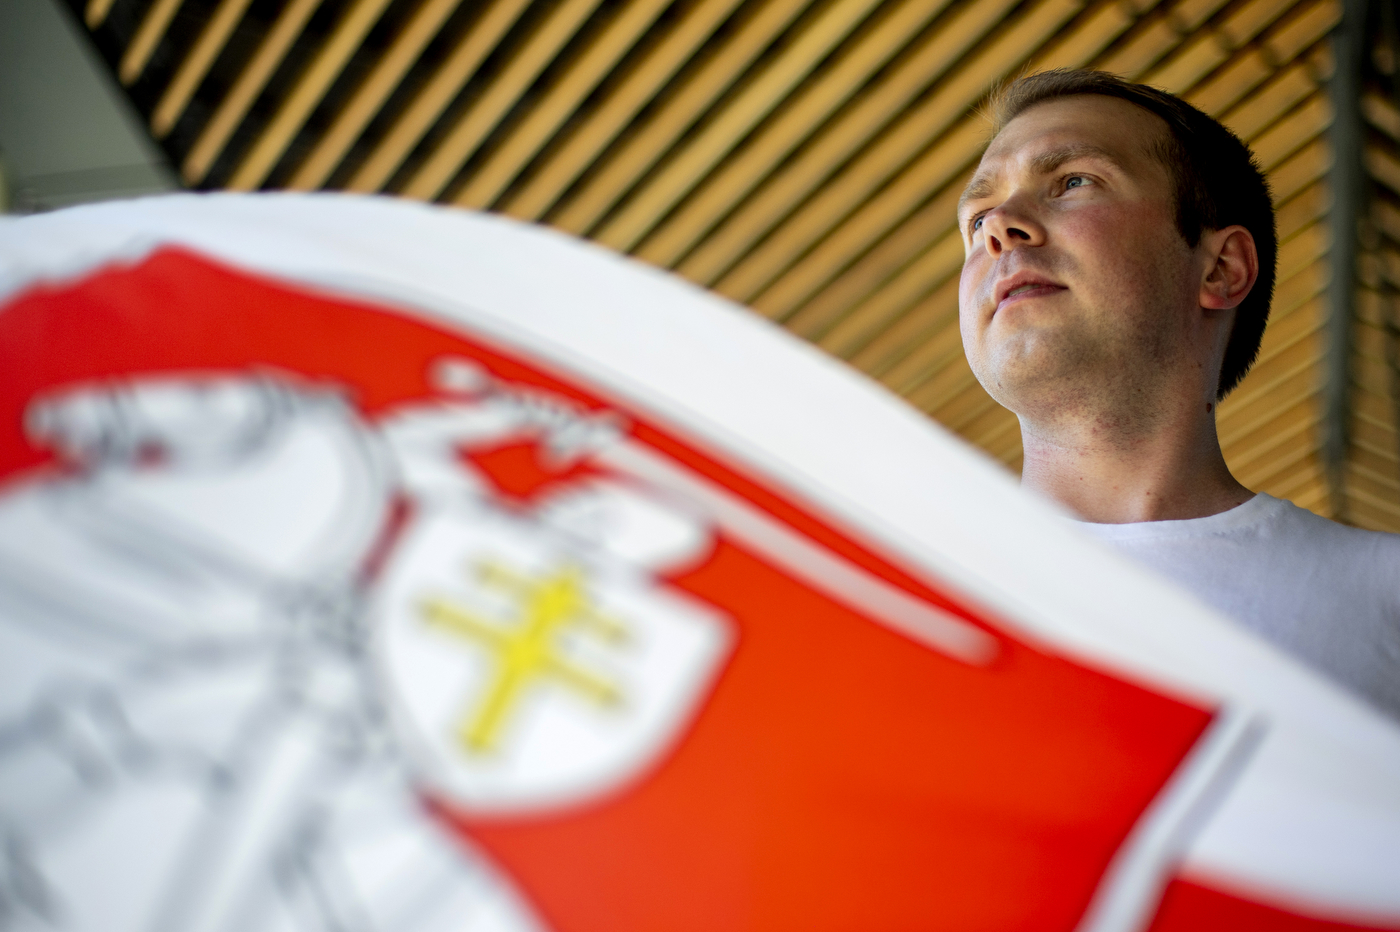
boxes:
[971,215,985,232]
[1065,175,1088,189]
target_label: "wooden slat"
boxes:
[818,229,962,356]
[795,173,967,343]
[449,0,674,208]
[1144,30,1229,94]
[547,0,813,233]
[1361,91,1400,140]
[1099,16,1179,76]
[499,0,748,220]
[1354,386,1400,431]
[1025,0,1138,72]
[1374,201,1400,243]
[932,380,1002,433]
[1219,331,1324,434]
[345,0,535,192]
[911,356,982,413]
[1217,0,1301,48]
[1345,471,1400,518]
[594,0,888,252]
[1275,219,1330,273]
[1222,62,1317,140]
[1248,92,1330,168]
[1223,285,1324,386]
[1220,376,1316,449]
[1351,454,1400,495]
[1353,350,1398,398]
[629,0,958,266]
[1224,332,1324,418]
[1271,453,1324,496]
[1187,48,1271,114]
[776,165,971,355]
[1259,0,1340,64]
[964,404,1020,451]
[400,0,605,200]
[1223,392,1318,470]
[1367,146,1400,196]
[1243,439,1319,489]
[1290,473,1331,514]
[1170,0,1233,32]
[1352,433,1399,476]
[182,0,326,185]
[229,0,398,190]
[674,0,1028,286]
[120,0,187,84]
[877,301,963,392]
[288,0,470,189]
[1344,492,1400,531]
[1266,136,1330,202]
[1274,179,1328,239]
[1231,416,1321,480]
[86,0,117,28]
[151,0,258,137]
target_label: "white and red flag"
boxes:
[0,195,1396,932]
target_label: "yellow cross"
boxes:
[420,561,628,754]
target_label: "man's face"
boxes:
[957,95,1201,424]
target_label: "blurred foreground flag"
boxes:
[0,195,1397,932]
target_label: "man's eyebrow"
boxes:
[958,175,997,218]
[1028,142,1123,175]
[957,143,1125,219]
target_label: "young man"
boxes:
[957,69,1400,719]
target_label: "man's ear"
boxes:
[1199,225,1258,310]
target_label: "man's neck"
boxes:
[1018,398,1253,524]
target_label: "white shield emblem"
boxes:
[374,503,733,814]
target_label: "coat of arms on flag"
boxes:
[375,436,733,815]
[1,195,1398,932]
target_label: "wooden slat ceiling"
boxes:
[75,0,1400,530]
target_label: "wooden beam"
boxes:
[393,0,607,200]
[120,0,186,84]
[592,0,888,252]
[794,177,966,341]
[1321,0,1364,520]
[1222,61,1317,140]
[450,0,674,209]
[288,0,469,190]
[628,0,958,267]
[816,229,962,356]
[498,0,748,220]
[228,0,397,190]
[345,0,534,193]
[716,0,1087,309]
[85,0,116,29]
[546,0,811,234]
[182,0,324,185]
[151,0,257,137]
[397,0,608,200]
[675,0,1037,287]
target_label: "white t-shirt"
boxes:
[1075,493,1400,720]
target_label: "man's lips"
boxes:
[994,273,1065,310]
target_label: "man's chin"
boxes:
[975,344,1094,416]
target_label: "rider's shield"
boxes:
[375,504,733,813]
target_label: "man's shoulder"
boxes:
[1256,493,1400,556]
[1075,492,1397,587]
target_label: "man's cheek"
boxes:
[958,262,990,320]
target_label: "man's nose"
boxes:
[982,203,1045,257]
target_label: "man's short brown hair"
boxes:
[987,69,1277,399]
